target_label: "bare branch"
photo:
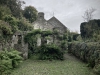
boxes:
[82,8,96,22]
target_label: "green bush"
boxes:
[4,15,18,33]
[68,42,100,69]
[17,18,33,31]
[0,5,11,20]
[41,31,52,37]
[94,64,100,75]
[24,30,41,53]
[80,20,100,41]
[0,20,12,35]
[37,44,64,60]
[0,49,23,75]
[0,20,13,43]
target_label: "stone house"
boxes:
[32,12,67,46]
[33,12,67,33]
[0,12,67,59]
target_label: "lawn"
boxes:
[11,54,96,75]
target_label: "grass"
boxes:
[11,54,96,75]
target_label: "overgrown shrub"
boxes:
[0,20,13,43]
[37,44,64,60]
[24,29,41,53]
[17,18,33,31]
[4,15,18,33]
[41,31,52,37]
[94,64,100,75]
[68,42,100,74]
[24,29,67,60]
[0,49,23,75]
[0,5,11,20]
[80,19,100,41]
[0,20,12,35]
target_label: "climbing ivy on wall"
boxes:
[24,29,41,54]
[24,29,68,60]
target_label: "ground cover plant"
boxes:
[11,54,96,75]
[0,49,23,75]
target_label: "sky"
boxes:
[22,0,100,33]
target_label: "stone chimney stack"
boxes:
[37,12,44,20]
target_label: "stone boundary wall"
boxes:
[0,31,29,59]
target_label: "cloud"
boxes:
[22,0,100,33]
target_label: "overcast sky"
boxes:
[22,0,100,33]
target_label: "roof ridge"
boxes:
[48,16,67,28]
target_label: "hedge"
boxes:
[68,42,100,74]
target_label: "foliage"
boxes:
[23,6,38,23]
[0,20,12,35]
[60,40,67,50]
[41,31,52,37]
[80,19,100,41]
[24,29,41,43]
[4,15,19,33]
[37,44,64,60]
[24,29,68,60]
[11,57,95,75]
[0,20,13,43]
[17,17,33,31]
[0,0,38,36]
[53,29,59,35]
[24,30,54,53]
[67,31,79,42]
[94,64,100,75]
[4,15,33,32]
[24,29,41,54]
[0,0,25,18]
[0,5,11,20]
[68,42,100,70]
[76,35,83,41]
[0,49,23,75]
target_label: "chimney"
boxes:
[37,12,44,19]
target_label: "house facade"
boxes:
[33,12,67,33]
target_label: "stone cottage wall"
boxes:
[0,31,29,59]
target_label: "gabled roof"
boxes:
[48,16,67,28]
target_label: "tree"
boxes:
[7,0,25,18]
[23,6,38,23]
[0,5,11,20]
[0,0,25,18]
[82,8,96,22]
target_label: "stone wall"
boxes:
[14,44,28,59]
[12,31,28,59]
[33,12,54,31]
[0,31,28,59]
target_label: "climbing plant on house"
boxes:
[24,29,68,60]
